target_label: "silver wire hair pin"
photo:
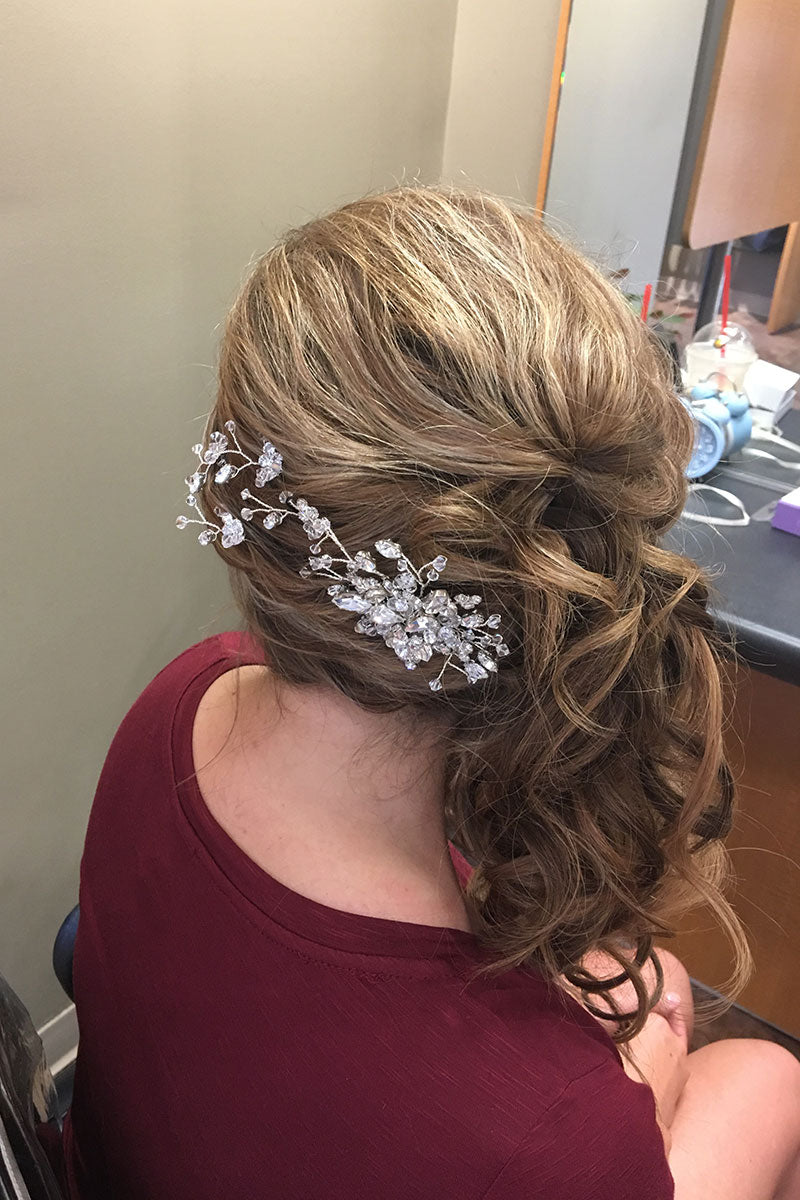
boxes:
[176,421,509,690]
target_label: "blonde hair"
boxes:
[201,186,750,1040]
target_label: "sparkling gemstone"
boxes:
[299,567,310,577]
[465,661,489,684]
[353,551,376,572]
[431,555,447,572]
[221,518,245,548]
[496,642,510,656]
[304,518,330,538]
[386,628,408,653]
[426,570,439,582]
[198,529,213,545]
[203,434,227,463]
[460,614,484,628]
[429,678,443,692]
[355,618,378,635]
[375,539,403,559]
[405,636,432,664]
[391,596,409,613]
[309,542,322,554]
[256,442,283,482]
[186,472,202,493]
[486,613,502,628]
[264,512,279,529]
[279,491,290,502]
[241,489,251,499]
[477,651,498,672]
[224,420,236,432]
[175,515,188,529]
[214,462,234,483]
[435,626,459,650]
[192,443,203,455]
[332,593,372,613]
[395,572,416,592]
[310,554,333,570]
[327,584,344,595]
[423,589,449,613]
[455,594,482,609]
[370,604,403,630]
[404,660,417,670]
[363,586,387,603]
[186,494,197,507]
[406,613,437,636]
[456,641,473,661]
[241,508,253,520]
[296,500,317,518]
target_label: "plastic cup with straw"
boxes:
[685,253,756,389]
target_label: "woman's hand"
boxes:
[650,987,690,1047]
[567,946,690,1049]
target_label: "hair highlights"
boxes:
[201,186,751,1041]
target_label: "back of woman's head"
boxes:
[201,185,749,1040]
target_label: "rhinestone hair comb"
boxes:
[176,421,509,691]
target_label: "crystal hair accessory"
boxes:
[176,421,509,691]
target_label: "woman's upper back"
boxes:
[64,633,673,1199]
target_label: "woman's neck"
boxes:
[193,664,473,931]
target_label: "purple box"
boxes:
[772,486,800,536]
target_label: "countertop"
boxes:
[664,409,800,687]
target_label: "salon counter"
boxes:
[667,409,800,1036]
[664,408,800,686]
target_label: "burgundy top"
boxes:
[63,632,674,1199]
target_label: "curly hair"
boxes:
[201,185,751,1041]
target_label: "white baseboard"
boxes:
[39,1005,78,1077]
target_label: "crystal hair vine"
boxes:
[176,421,509,691]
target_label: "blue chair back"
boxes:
[51,910,78,1005]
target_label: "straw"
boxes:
[640,284,652,323]
[720,253,731,357]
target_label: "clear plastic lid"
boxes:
[690,319,757,356]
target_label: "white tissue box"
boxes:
[744,359,799,429]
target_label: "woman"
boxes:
[64,187,800,1199]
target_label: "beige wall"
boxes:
[441,0,562,201]
[3,0,561,1028]
[2,0,458,1026]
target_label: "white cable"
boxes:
[745,429,800,469]
[683,483,750,526]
